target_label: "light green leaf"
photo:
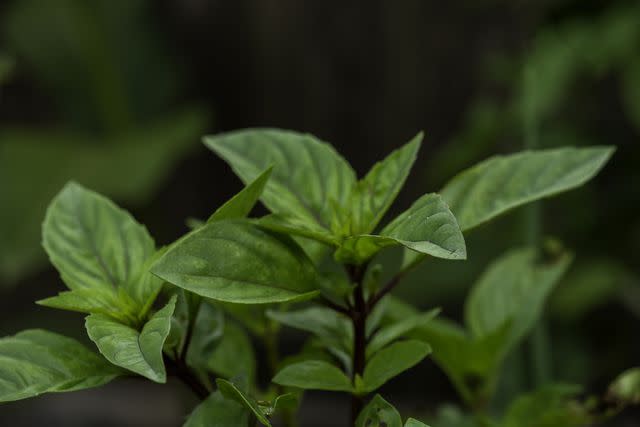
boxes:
[216,379,272,427]
[208,167,272,223]
[465,246,572,352]
[367,309,439,358]
[204,128,356,230]
[405,419,431,427]
[255,214,340,246]
[0,329,122,402]
[273,360,353,392]
[336,193,466,264]
[360,340,431,393]
[85,296,176,383]
[42,182,155,293]
[350,133,422,234]
[356,394,402,427]
[151,220,319,304]
[441,147,614,232]
[184,391,250,427]
[37,287,139,325]
[207,322,256,382]
[608,367,640,405]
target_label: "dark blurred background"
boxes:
[1,0,639,425]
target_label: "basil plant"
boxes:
[1,128,635,426]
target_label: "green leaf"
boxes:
[204,128,356,230]
[502,384,590,427]
[336,193,466,264]
[360,340,431,393]
[367,309,439,358]
[216,379,272,426]
[85,296,176,382]
[608,367,640,405]
[255,214,340,246]
[356,394,402,427]
[208,167,272,223]
[184,391,250,427]
[465,246,572,353]
[273,360,353,392]
[267,307,352,356]
[0,329,122,402]
[151,220,319,304]
[186,303,225,370]
[405,419,431,427]
[350,133,422,234]
[207,322,256,382]
[42,182,155,293]
[441,146,615,232]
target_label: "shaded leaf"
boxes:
[207,322,256,382]
[441,147,614,232]
[356,394,402,427]
[85,296,176,382]
[216,379,272,426]
[151,220,319,304]
[183,391,250,427]
[361,340,431,393]
[367,309,439,358]
[0,329,122,402]
[273,360,353,392]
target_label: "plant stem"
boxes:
[165,355,211,400]
[347,264,368,425]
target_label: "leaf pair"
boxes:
[272,340,431,394]
[205,129,467,265]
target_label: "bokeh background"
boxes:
[1,0,639,425]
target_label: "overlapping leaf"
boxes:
[151,220,319,304]
[273,360,353,392]
[0,329,122,402]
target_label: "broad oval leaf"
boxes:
[441,146,614,232]
[42,182,155,292]
[272,360,353,392]
[85,296,176,383]
[216,379,272,427]
[361,340,431,393]
[465,246,572,353]
[350,133,422,234]
[184,391,250,427]
[207,167,272,223]
[0,329,122,402]
[207,322,256,383]
[356,394,402,427]
[151,220,319,304]
[204,128,356,230]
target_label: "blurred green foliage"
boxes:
[0,0,208,284]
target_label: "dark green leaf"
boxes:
[360,340,431,393]
[204,128,356,230]
[356,394,402,427]
[273,360,353,392]
[441,147,614,232]
[151,220,319,304]
[0,329,122,402]
[85,296,176,382]
[216,379,272,426]
[465,246,572,353]
[207,322,256,382]
[183,391,250,427]
[208,167,272,223]
[367,309,439,358]
[350,133,422,234]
